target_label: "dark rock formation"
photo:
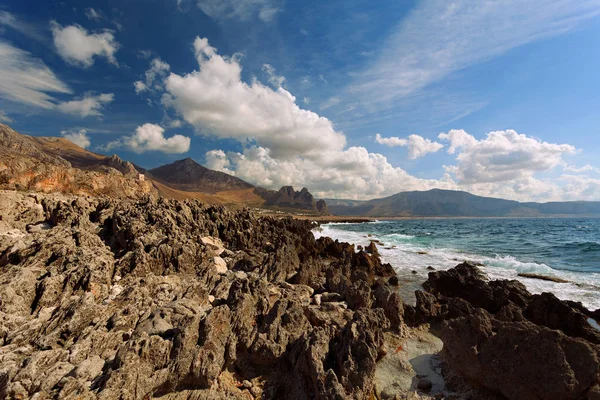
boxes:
[255,186,329,214]
[316,199,329,214]
[0,190,401,399]
[411,263,600,400]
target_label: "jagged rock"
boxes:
[525,292,600,344]
[423,262,530,313]
[441,308,600,400]
[414,263,600,400]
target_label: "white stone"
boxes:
[313,294,322,306]
[202,236,226,255]
[213,256,228,274]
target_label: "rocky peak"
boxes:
[104,154,140,178]
[255,186,329,214]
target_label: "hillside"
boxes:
[0,124,328,213]
[0,124,155,199]
[329,189,600,217]
[148,158,254,193]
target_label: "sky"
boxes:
[1,0,600,201]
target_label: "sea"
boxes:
[313,218,600,311]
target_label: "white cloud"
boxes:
[163,37,347,159]
[150,36,598,201]
[438,129,576,184]
[57,93,114,117]
[104,123,190,154]
[564,164,600,174]
[134,81,147,94]
[85,8,105,21]
[375,133,407,147]
[51,22,119,67]
[197,0,280,22]
[0,40,72,109]
[375,133,444,159]
[60,128,91,148]
[205,149,235,174]
[134,58,171,94]
[349,0,600,107]
[262,64,285,88]
[0,110,14,123]
[303,97,310,105]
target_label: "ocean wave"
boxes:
[315,224,600,310]
[383,233,416,240]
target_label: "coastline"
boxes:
[2,189,600,399]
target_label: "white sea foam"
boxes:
[314,224,600,310]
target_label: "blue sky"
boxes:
[1,0,600,201]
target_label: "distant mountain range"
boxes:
[328,189,600,217]
[0,123,328,214]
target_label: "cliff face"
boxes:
[255,186,329,214]
[0,124,155,199]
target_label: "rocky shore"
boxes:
[1,189,599,399]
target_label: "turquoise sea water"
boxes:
[314,218,600,310]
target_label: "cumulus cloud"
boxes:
[438,129,576,184]
[134,58,170,94]
[57,93,114,117]
[205,149,235,174]
[60,128,91,148]
[0,40,72,109]
[262,64,285,88]
[104,123,190,154]
[197,0,280,22]
[163,37,346,159]
[151,36,597,201]
[376,133,444,159]
[51,22,119,67]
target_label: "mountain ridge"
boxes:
[328,188,600,217]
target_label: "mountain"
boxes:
[254,186,329,213]
[0,124,328,213]
[328,189,600,217]
[0,124,155,198]
[147,158,254,193]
